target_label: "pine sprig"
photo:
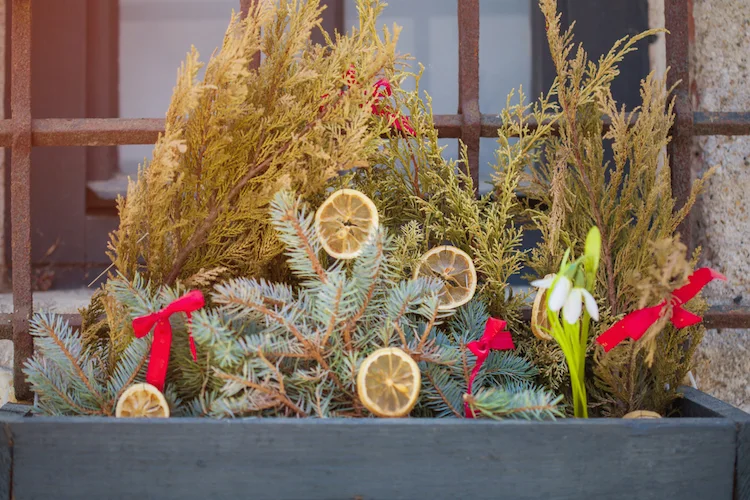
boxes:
[23,312,151,416]
[465,384,564,421]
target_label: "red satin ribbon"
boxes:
[465,317,515,418]
[596,268,726,352]
[320,66,415,135]
[132,290,205,391]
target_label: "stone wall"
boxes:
[688,0,750,412]
[650,0,750,413]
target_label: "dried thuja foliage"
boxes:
[593,237,707,416]
[110,0,400,287]
[494,0,716,411]
[352,69,526,326]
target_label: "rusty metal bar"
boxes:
[456,0,481,189]
[518,305,750,330]
[30,118,163,146]
[10,0,33,402]
[665,0,694,252]
[693,112,750,136]
[1,301,745,342]
[0,111,748,149]
[240,0,261,68]
[703,306,750,330]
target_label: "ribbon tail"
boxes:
[145,321,172,392]
[464,402,475,419]
[596,304,665,352]
[672,268,727,305]
[464,351,487,419]
[186,312,198,362]
[670,306,703,329]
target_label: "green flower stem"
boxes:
[547,307,588,418]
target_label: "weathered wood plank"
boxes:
[6,417,736,500]
[679,387,750,500]
[0,424,10,500]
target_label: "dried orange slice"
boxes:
[357,347,421,418]
[314,189,379,259]
[623,410,661,419]
[115,383,170,418]
[414,246,477,310]
[531,274,554,341]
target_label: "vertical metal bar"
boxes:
[665,0,694,251]
[10,0,33,401]
[457,0,481,190]
[240,0,261,68]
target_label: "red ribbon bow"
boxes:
[465,317,515,418]
[132,290,205,391]
[596,268,726,352]
[320,66,415,136]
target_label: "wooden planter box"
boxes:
[0,386,747,500]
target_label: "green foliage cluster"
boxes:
[496,0,716,415]
[190,190,558,419]
[111,0,400,288]
[353,69,526,327]
[24,190,560,420]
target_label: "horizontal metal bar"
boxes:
[0,112,747,149]
[0,314,80,341]
[703,305,750,330]
[519,306,750,330]
[0,306,744,341]
[693,112,750,136]
[0,118,163,146]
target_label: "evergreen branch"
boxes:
[112,349,150,407]
[281,209,329,285]
[417,302,440,352]
[321,282,344,348]
[341,236,383,341]
[215,371,307,417]
[424,370,462,418]
[33,315,108,411]
[464,386,564,420]
[32,367,105,416]
[563,102,618,314]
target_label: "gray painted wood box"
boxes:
[0,386,747,500]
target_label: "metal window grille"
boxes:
[3,0,749,400]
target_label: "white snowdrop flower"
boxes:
[563,287,599,324]
[547,276,572,313]
[532,274,599,324]
[530,276,555,289]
